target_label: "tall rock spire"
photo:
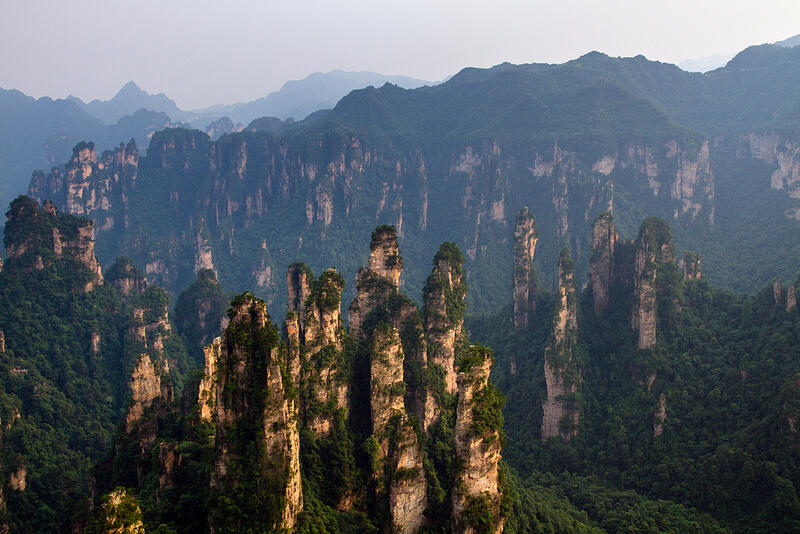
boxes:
[590,211,617,317]
[632,218,675,350]
[369,324,427,533]
[423,242,467,397]
[299,268,349,436]
[199,293,303,531]
[452,345,505,534]
[513,207,538,327]
[349,225,403,338]
[542,248,582,441]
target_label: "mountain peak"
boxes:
[115,81,146,99]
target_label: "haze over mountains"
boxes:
[679,31,800,72]
[0,70,431,216]
[24,41,800,321]
[3,26,800,534]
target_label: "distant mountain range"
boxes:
[0,71,432,216]
[679,32,800,73]
[189,70,430,125]
[67,81,187,124]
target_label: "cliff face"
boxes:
[542,249,582,442]
[199,293,302,531]
[632,218,675,350]
[29,140,138,231]
[4,196,103,291]
[27,116,733,320]
[513,207,539,327]
[452,345,505,534]
[346,227,430,429]
[590,211,617,317]
[125,353,167,435]
[743,133,800,209]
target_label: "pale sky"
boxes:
[1,0,798,109]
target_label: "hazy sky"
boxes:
[2,0,799,109]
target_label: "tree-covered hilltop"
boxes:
[28,44,800,318]
[469,211,800,533]
[0,198,192,532]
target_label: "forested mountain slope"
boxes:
[28,45,800,315]
[469,209,800,533]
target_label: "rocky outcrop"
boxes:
[125,353,167,434]
[287,262,313,323]
[87,488,146,534]
[590,211,617,317]
[128,286,174,365]
[349,226,431,431]
[632,218,675,350]
[194,223,215,274]
[654,393,667,437]
[197,336,222,423]
[201,293,302,531]
[774,280,784,307]
[369,324,427,534]
[106,257,147,296]
[542,249,581,441]
[29,140,138,232]
[349,226,404,338]
[787,285,797,314]
[8,466,26,491]
[682,251,702,281]
[743,133,800,202]
[513,207,539,327]
[4,196,103,291]
[452,345,505,534]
